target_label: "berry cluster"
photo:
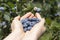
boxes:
[21,18,40,32]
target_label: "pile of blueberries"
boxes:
[20,7,41,32]
[21,18,40,32]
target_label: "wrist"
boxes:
[14,29,24,34]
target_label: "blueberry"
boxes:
[25,21,30,24]
[29,22,35,27]
[36,19,40,23]
[2,21,6,26]
[27,27,32,31]
[0,7,4,11]
[31,22,36,25]
[32,18,38,21]
[36,18,39,20]
[36,8,41,12]
[24,28,28,32]
[28,18,32,21]
[29,18,37,21]
[25,21,30,26]
[21,19,27,24]
[54,13,60,16]
[23,23,28,27]
[36,20,40,23]
[12,7,16,10]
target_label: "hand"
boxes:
[4,12,46,40]
[11,12,46,40]
[21,12,46,40]
[11,12,33,34]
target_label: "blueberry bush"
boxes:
[0,0,60,40]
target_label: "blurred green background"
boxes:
[0,0,60,40]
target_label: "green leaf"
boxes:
[4,14,10,22]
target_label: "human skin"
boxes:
[3,12,46,40]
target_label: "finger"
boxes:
[35,13,42,20]
[12,20,25,33]
[30,18,45,35]
[29,14,34,18]
[12,20,22,29]
[14,16,20,20]
[33,16,36,18]
[21,12,32,20]
[12,16,25,33]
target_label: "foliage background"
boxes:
[0,0,60,40]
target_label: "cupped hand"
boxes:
[11,12,46,40]
[22,13,46,40]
